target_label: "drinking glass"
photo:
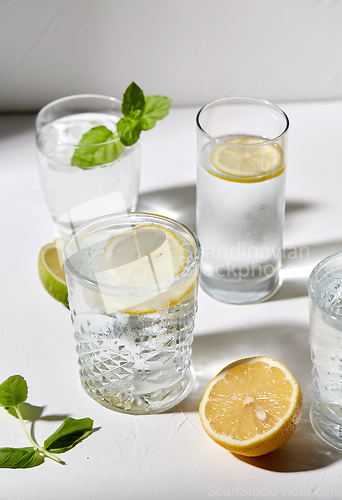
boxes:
[308,251,342,450]
[196,97,289,304]
[36,94,141,237]
[63,212,201,414]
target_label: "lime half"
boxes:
[38,239,68,307]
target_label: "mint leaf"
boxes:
[116,117,142,147]
[44,417,93,453]
[0,447,39,469]
[121,82,145,119]
[140,116,156,131]
[93,132,124,165]
[141,95,172,130]
[76,125,113,145]
[71,126,123,168]
[0,375,28,408]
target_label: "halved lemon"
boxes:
[210,136,284,183]
[93,225,197,314]
[38,239,68,307]
[199,356,302,456]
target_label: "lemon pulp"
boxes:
[199,356,302,456]
[210,136,284,183]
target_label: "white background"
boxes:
[1,0,342,111]
[1,2,342,499]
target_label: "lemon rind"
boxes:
[203,164,285,183]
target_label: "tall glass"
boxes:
[63,213,201,414]
[196,97,289,304]
[308,251,342,450]
[36,94,141,237]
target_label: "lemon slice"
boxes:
[210,136,283,182]
[103,225,187,286]
[38,239,68,307]
[94,225,196,314]
[199,356,302,456]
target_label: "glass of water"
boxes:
[63,212,201,414]
[308,251,342,450]
[196,97,289,304]
[36,94,141,237]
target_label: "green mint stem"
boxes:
[14,406,65,465]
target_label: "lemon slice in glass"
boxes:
[94,225,196,314]
[210,136,283,182]
[199,356,302,456]
[103,225,187,287]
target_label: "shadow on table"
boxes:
[137,190,342,302]
[136,191,318,236]
[175,322,341,471]
[136,184,196,232]
[7,403,100,451]
[284,200,316,216]
[7,403,70,443]
[269,238,342,302]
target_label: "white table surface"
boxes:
[0,102,342,500]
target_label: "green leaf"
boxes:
[140,116,156,131]
[141,95,172,131]
[71,126,123,168]
[0,447,39,469]
[0,375,28,408]
[116,117,142,147]
[121,82,145,119]
[93,133,124,165]
[44,417,93,453]
[76,125,113,145]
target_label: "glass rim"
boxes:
[196,96,290,147]
[308,250,342,313]
[63,212,201,295]
[35,93,123,147]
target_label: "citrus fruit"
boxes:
[94,225,197,314]
[199,356,302,456]
[38,239,68,307]
[103,225,187,287]
[210,136,283,182]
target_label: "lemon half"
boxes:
[210,136,284,183]
[199,356,302,456]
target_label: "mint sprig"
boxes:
[71,82,172,168]
[0,375,94,468]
